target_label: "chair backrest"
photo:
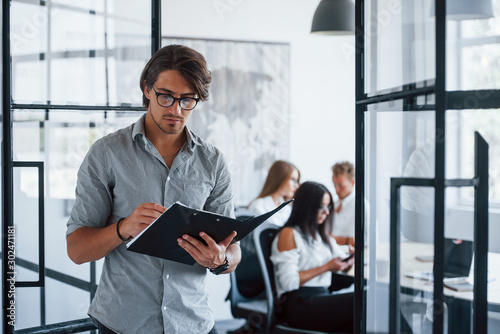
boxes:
[253,224,281,332]
[233,207,267,299]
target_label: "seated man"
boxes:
[331,161,356,246]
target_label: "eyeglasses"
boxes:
[318,204,333,213]
[151,86,200,111]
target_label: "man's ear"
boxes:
[143,81,151,100]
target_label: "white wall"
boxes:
[162,0,356,320]
[163,0,356,194]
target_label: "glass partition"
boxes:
[11,110,143,330]
[364,0,436,94]
[8,0,152,331]
[364,105,436,333]
[11,0,151,106]
[447,109,500,204]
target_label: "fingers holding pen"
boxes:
[118,203,166,240]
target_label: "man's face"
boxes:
[144,70,197,135]
[332,174,355,200]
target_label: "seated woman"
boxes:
[270,181,354,333]
[247,160,300,226]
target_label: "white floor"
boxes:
[215,319,248,334]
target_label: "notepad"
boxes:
[126,200,292,265]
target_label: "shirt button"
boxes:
[163,306,167,311]
[166,274,170,279]
[167,176,171,181]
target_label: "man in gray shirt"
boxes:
[66,44,241,334]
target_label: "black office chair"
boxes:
[253,225,333,334]
[227,208,268,331]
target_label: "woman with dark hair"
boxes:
[247,160,300,227]
[270,181,354,333]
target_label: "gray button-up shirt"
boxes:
[67,115,234,334]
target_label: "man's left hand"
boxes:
[177,230,237,268]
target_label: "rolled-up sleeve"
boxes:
[66,139,113,237]
[270,246,301,297]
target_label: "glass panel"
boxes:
[15,286,41,329]
[11,1,49,103]
[461,44,500,90]
[443,187,500,334]
[461,0,500,38]
[11,110,143,329]
[11,0,150,106]
[400,186,435,334]
[364,0,435,94]
[447,109,500,204]
[13,165,41,282]
[446,109,500,333]
[364,106,436,333]
[447,0,500,91]
[105,0,151,106]
[51,8,105,52]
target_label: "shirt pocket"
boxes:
[178,182,212,209]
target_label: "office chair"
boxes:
[227,208,269,331]
[253,225,333,334]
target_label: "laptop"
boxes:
[405,238,473,282]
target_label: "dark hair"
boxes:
[283,181,333,248]
[332,161,355,180]
[139,44,212,109]
[254,160,300,201]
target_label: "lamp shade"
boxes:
[432,0,494,20]
[311,0,355,35]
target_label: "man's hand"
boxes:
[67,202,166,264]
[177,230,237,269]
[117,203,166,240]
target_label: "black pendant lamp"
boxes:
[311,0,355,35]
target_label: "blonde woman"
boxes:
[247,160,300,226]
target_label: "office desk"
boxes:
[361,242,500,333]
[400,242,500,309]
[400,242,500,333]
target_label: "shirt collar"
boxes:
[342,190,355,204]
[131,113,147,142]
[131,113,202,150]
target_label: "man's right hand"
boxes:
[67,202,166,264]
[118,203,166,240]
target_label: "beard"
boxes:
[150,110,184,135]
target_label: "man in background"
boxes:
[331,161,356,246]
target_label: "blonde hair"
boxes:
[332,161,355,180]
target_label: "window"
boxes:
[449,0,500,205]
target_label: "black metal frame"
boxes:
[1,0,162,333]
[12,161,45,288]
[354,0,497,333]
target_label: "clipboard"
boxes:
[126,200,293,265]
